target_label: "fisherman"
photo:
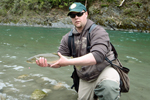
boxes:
[36,2,120,100]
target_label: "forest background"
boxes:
[0,0,150,33]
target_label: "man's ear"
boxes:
[85,12,88,18]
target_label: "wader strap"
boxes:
[68,29,76,57]
[110,43,118,58]
[87,24,97,53]
[87,24,118,58]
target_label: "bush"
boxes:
[0,9,7,17]
[133,2,142,8]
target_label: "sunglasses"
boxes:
[69,12,85,18]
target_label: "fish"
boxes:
[26,53,59,64]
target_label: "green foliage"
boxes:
[59,5,64,8]
[0,9,7,17]
[101,4,109,7]
[98,0,112,2]
[107,0,115,2]
[0,0,78,16]
[133,2,142,8]
[123,8,135,17]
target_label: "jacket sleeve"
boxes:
[90,25,111,64]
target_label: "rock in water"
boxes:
[30,89,47,100]
[53,82,65,90]
[42,89,52,93]
[18,74,29,79]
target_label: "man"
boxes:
[36,2,120,100]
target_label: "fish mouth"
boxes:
[26,57,39,64]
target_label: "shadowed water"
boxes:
[0,25,150,100]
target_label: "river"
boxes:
[0,25,150,100]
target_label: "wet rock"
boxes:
[18,74,29,79]
[30,89,47,100]
[40,77,68,90]
[42,89,52,93]
[53,82,65,90]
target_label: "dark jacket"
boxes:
[58,19,115,82]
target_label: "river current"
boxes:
[0,25,150,100]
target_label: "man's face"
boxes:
[69,11,88,29]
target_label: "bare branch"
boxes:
[119,0,125,7]
[85,0,87,8]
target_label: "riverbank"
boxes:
[0,0,150,33]
[0,12,149,33]
[0,20,147,33]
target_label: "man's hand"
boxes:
[36,52,96,68]
[50,52,69,68]
[36,57,49,67]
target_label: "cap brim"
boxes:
[67,9,82,16]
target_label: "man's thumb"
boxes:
[57,52,62,58]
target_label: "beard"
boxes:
[75,23,82,29]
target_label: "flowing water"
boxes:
[0,25,150,100]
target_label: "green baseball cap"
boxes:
[67,2,87,16]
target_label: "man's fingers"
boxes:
[36,60,39,65]
[36,57,59,67]
[44,58,47,67]
[39,57,43,66]
[36,57,48,67]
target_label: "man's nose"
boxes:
[74,15,79,19]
